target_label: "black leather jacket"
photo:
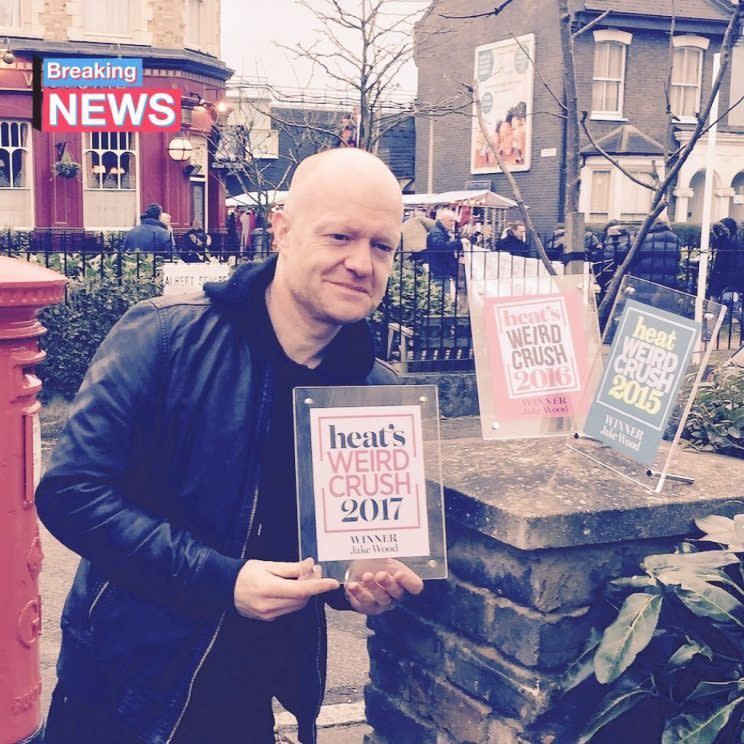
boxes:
[36,255,395,743]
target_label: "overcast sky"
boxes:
[220,0,429,98]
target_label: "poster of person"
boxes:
[484,289,589,419]
[583,300,699,465]
[471,34,535,174]
[308,405,430,563]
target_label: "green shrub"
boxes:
[38,278,160,401]
[683,366,744,458]
[574,517,744,743]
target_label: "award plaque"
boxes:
[293,385,447,583]
[465,255,603,440]
[573,276,727,493]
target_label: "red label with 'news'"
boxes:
[42,88,181,132]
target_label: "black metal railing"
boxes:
[3,230,742,366]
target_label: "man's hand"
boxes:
[234,557,340,621]
[345,562,424,616]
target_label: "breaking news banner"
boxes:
[484,290,589,419]
[583,299,699,466]
[308,405,430,563]
[36,57,180,132]
[294,385,447,583]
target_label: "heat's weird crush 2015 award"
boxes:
[583,299,699,465]
[294,385,447,582]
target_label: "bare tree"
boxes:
[451,1,744,323]
[276,0,464,153]
[211,89,334,220]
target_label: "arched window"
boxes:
[0,120,29,188]
[84,131,136,190]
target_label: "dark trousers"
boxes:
[44,681,276,744]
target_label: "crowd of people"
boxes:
[125,199,744,310]
[403,207,744,309]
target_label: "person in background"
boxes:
[543,222,602,263]
[629,219,681,289]
[160,212,176,253]
[595,220,634,295]
[227,209,238,252]
[180,219,211,263]
[709,217,743,313]
[240,207,254,255]
[123,202,173,254]
[495,221,529,256]
[424,208,462,280]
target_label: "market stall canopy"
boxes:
[402,190,516,208]
[228,188,516,209]
[226,190,290,208]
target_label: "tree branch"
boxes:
[470,81,557,275]
[572,10,611,39]
[580,111,658,190]
[439,0,516,21]
[508,31,566,112]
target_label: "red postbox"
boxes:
[0,257,66,744]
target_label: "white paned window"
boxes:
[592,42,626,116]
[84,132,136,190]
[671,47,703,120]
[186,0,202,48]
[0,0,20,28]
[0,120,29,188]
[84,0,129,36]
[589,170,611,223]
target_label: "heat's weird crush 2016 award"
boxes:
[484,289,589,419]
[583,299,699,465]
[294,385,447,582]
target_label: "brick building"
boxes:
[0,0,230,235]
[414,0,742,235]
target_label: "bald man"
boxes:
[38,149,423,744]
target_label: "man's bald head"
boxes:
[270,147,404,330]
[283,148,403,221]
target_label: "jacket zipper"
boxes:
[166,375,271,744]
[311,597,324,744]
[87,581,110,627]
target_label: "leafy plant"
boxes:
[38,278,160,400]
[576,515,744,743]
[683,367,744,458]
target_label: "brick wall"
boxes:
[149,0,185,49]
[39,0,67,41]
[415,0,565,236]
[414,0,731,236]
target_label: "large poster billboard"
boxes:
[471,34,535,174]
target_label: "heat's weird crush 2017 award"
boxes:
[308,405,429,562]
[294,385,447,582]
[583,299,699,465]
